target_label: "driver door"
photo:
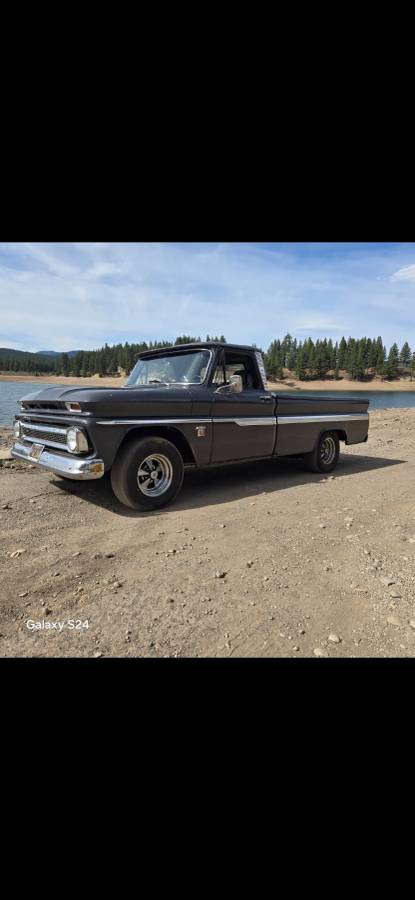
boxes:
[211,351,276,462]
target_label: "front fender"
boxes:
[87,419,212,469]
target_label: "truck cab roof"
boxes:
[138,342,262,358]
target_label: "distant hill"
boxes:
[0,347,63,374]
[0,348,80,358]
[0,348,48,359]
[0,348,81,375]
[37,350,80,357]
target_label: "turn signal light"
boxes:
[65,402,82,412]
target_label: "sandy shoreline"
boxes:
[268,379,415,392]
[1,372,415,391]
[0,373,125,387]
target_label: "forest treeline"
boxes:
[1,334,414,381]
[265,335,415,381]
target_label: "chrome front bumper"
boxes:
[11,441,105,480]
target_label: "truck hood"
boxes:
[20,383,194,419]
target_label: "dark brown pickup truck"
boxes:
[11,342,369,510]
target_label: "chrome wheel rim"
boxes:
[137,454,173,497]
[320,436,336,465]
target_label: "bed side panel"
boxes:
[275,395,369,456]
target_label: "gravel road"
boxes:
[1,409,415,658]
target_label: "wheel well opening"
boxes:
[319,428,347,444]
[117,426,196,465]
[335,429,348,444]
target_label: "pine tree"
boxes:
[385,343,400,379]
[368,338,378,369]
[338,337,348,370]
[61,353,69,376]
[281,334,293,367]
[347,343,357,380]
[295,347,306,381]
[375,337,386,374]
[400,342,412,369]
[264,340,282,379]
[355,343,366,380]
[287,347,297,371]
[72,354,82,377]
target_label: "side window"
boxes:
[223,353,260,390]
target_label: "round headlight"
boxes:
[14,420,22,439]
[67,427,79,453]
[66,427,88,454]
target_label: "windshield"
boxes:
[126,350,211,386]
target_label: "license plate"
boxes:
[29,443,44,461]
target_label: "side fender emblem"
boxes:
[196,426,207,438]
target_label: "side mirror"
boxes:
[229,374,243,393]
[215,374,243,394]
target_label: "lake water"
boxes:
[1,381,415,427]
[0,382,56,426]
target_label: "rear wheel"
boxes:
[110,436,184,510]
[303,431,340,474]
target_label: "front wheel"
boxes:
[303,431,340,474]
[110,436,184,510]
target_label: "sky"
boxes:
[0,242,414,353]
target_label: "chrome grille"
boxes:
[21,422,68,450]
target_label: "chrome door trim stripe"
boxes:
[213,418,275,426]
[278,414,369,424]
[96,416,276,427]
[96,418,212,426]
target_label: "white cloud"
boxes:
[83,262,124,281]
[20,243,80,278]
[390,263,415,283]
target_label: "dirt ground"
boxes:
[1,409,415,658]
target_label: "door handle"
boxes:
[260,395,273,402]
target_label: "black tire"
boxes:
[110,436,184,511]
[303,431,340,474]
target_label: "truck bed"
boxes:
[274,393,369,456]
